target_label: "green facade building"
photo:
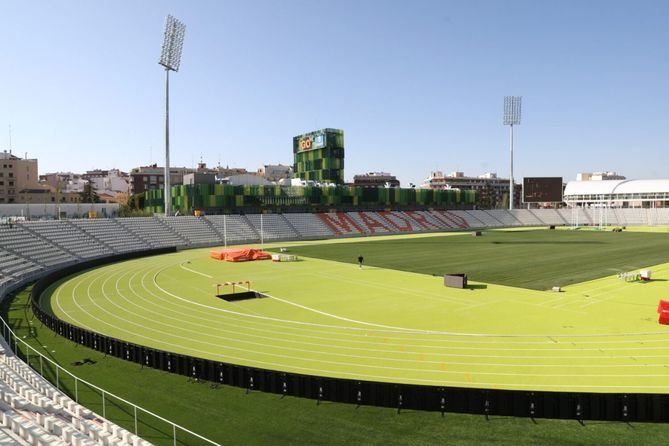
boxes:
[144,184,476,214]
[293,129,345,184]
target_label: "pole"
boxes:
[164,68,172,216]
[260,213,264,247]
[223,214,227,248]
[509,124,514,210]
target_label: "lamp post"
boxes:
[159,15,186,216]
[503,96,522,210]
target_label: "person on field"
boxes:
[358,255,364,269]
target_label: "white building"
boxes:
[220,173,274,186]
[576,171,626,181]
[564,179,669,207]
[63,178,87,194]
[89,169,129,196]
[257,164,292,182]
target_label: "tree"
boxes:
[80,183,100,204]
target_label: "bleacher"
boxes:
[530,209,567,226]
[485,210,521,226]
[0,340,151,446]
[618,208,645,226]
[205,215,258,244]
[0,251,42,281]
[22,221,108,259]
[0,226,74,268]
[245,214,299,241]
[448,210,485,228]
[115,217,186,249]
[282,213,332,239]
[465,210,504,227]
[508,209,543,226]
[71,219,150,254]
[649,208,669,226]
[158,216,221,246]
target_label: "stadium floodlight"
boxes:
[503,96,522,210]
[159,15,186,216]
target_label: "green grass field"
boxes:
[39,229,669,393]
[284,229,669,290]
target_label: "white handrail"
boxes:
[0,294,221,446]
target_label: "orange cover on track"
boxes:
[210,248,272,262]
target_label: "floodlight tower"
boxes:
[503,96,522,210]
[159,15,186,216]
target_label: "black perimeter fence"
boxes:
[29,248,669,423]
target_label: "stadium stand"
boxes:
[0,339,151,446]
[245,214,300,241]
[22,221,108,259]
[158,216,222,246]
[205,215,259,244]
[558,208,592,226]
[282,213,332,239]
[485,210,521,226]
[0,251,41,280]
[508,209,543,226]
[465,210,504,227]
[649,208,669,226]
[115,217,186,248]
[530,209,567,226]
[619,208,645,226]
[71,219,150,254]
[0,226,74,267]
[447,210,485,228]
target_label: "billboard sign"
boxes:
[298,132,327,151]
[523,177,563,203]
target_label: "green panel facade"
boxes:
[144,184,476,214]
[293,129,345,184]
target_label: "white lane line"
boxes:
[179,261,213,279]
[48,255,669,389]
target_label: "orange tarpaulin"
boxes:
[210,248,272,262]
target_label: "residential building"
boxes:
[258,164,293,182]
[422,171,521,208]
[0,150,39,204]
[86,169,130,202]
[353,172,400,188]
[576,171,626,181]
[129,164,195,195]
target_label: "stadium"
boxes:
[4,3,669,446]
[3,206,669,444]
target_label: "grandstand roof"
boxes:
[564,179,669,197]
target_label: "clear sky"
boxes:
[2,0,668,185]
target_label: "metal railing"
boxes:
[0,279,221,446]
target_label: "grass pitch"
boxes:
[40,229,669,393]
[284,229,669,290]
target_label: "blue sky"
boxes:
[2,0,668,186]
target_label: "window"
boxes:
[8,181,13,186]
[8,173,13,178]
[0,181,3,186]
